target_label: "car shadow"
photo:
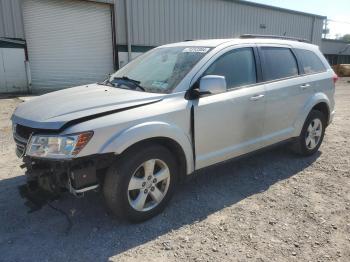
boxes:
[0,146,320,261]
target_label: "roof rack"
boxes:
[240,34,310,43]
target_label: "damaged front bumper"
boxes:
[19,154,115,209]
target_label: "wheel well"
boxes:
[312,102,330,125]
[120,137,188,182]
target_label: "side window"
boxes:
[261,47,298,81]
[295,49,326,74]
[204,48,257,89]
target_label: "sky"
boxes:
[246,0,350,38]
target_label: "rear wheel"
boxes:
[103,144,178,222]
[292,110,326,156]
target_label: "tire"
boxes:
[292,110,326,156]
[103,144,178,222]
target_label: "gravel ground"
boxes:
[0,79,349,262]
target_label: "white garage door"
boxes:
[22,0,114,92]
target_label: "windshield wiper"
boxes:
[97,78,114,87]
[113,76,145,91]
[115,76,140,84]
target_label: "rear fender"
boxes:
[292,93,330,137]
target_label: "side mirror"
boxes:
[199,75,227,95]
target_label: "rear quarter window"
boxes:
[295,49,326,74]
[260,47,298,81]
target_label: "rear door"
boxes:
[258,45,309,146]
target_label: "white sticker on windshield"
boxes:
[182,47,210,53]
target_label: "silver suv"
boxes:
[12,36,336,222]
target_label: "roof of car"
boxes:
[161,38,319,50]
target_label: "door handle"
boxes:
[300,83,311,89]
[250,94,265,101]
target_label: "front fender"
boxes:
[292,92,330,137]
[100,121,194,174]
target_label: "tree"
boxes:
[341,34,350,42]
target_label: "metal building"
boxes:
[0,0,326,93]
[321,38,350,65]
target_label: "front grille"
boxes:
[15,141,26,158]
[13,124,32,158]
[15,124,36,140]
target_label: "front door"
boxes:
[193,47,266,169]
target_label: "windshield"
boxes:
[109,46,211,93]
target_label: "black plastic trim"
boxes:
[253,46,263,83]
[59,100,161,131]
[110,5,119,70]
[117,45,156,53]
[0,40,25,49]
[190,105,196,167]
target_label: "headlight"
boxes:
[26,131,93,159]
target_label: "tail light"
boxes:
[333,74,339,84]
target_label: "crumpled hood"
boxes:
[12,84,164,130]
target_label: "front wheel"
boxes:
[292,110,326,156]
[103,144,178,222]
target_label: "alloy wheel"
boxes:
[127,159,171,212]
[305,118,323,150]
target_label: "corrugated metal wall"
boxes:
[321,39,350,55]
[1,0,324,45]
[115,0,324,47]
[0,0,24,39]
[312,18,324,46]
[0,48,27,93]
